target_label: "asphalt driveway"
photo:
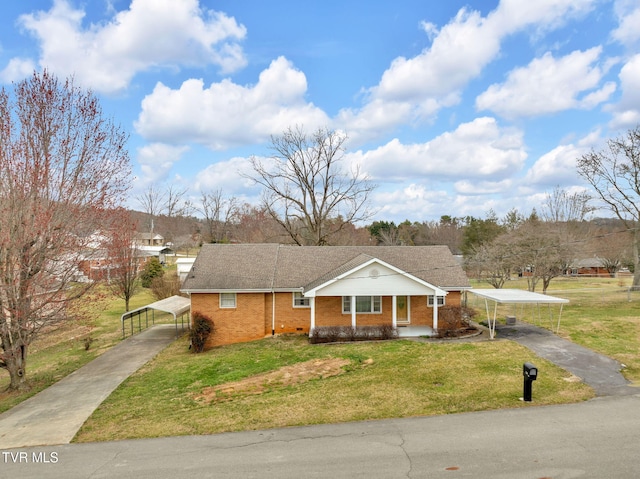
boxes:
[494,321,635,396]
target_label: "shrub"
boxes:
[379,324,399,340]
[150,272,181,300]
[309,325,398,344]
[190,312,213,353]
[436,305,477,338]
[140,257,164,288]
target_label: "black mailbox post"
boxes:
[523,362,538,402]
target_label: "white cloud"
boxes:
[454,179,514,195]
[336,0,599,142]
[612,0,640,47]
[524,142,590,186]
[11,0,247,94]
[135,56,330,149]
[136,142,189,186]
[193,156,258,195]
[0,57,36,83]
[373,184,453,221]
[349,117,526,182]
[376,9,498,103]
[372,183,518,221]
[488,0,598,37]
[476,48,616,118]
[609,54,640,129]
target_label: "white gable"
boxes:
[305,259,445,297]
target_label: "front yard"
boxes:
[2,276,638,442]
[73,334,592,442]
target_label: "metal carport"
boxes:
[121,295,191,338]
[470,289,569,339]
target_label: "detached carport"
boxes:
[121,295,190,338]
[469,289,569,339]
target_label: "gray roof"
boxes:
[571,257,606,268]
[181,244,470,292]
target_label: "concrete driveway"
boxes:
[0,324,180,449]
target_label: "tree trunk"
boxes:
[4,344,29,391]
[633,229,640,288]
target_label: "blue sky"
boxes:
[1,0,639,223]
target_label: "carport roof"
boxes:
[469,289,569,339]
[469,289,569,304]
[121,295,191,338]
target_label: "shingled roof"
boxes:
[181,244,470,293]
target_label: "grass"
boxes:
[74,335,591,442]
[0,287,173,414]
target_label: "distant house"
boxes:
[134,232,165,247]
[77,248,152,283]
[134,232,173,263]
[568,258,614,278]
[181,244,471,348]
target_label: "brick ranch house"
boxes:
[181,244,471,348]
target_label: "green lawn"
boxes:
[74,335,591,442]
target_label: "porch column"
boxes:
[392,295,397,328]
[351,295,356,329]
[309,296,316,334]
[433,297,439,331]
[309,297,316,333]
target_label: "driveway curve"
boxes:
[494,321,635,396]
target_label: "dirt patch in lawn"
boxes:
[194,357,362,404]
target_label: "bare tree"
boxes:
[164,185,193,218]
[136,185,166,234]
[0,71,130,390]
[465,240,513,289]
[506,221,573,293]
[246,126,376,245]
[233,204,289,244]
[577,127,640,286]
[540,186,593,223]
[197,190,239,243]
[105,209,141,312]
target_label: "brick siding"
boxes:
[191,290,463,348]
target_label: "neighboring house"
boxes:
[568,258,615,277]
[134,232,174,263]
[135,232,165,247]
[77,248,152,282]
[181,244,471,348]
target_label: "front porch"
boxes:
[396,325,436,338]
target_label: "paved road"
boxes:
[0,324,180,449]
[2,394,639,479]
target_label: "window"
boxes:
[427,295,445,307]
[342,296,381,314]
[293,292,310,308]
[220,292,236,308]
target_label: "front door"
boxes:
[396,296,409,324]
